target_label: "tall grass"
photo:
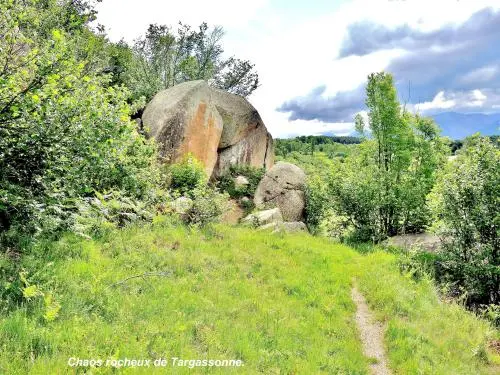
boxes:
[0,219,498,374]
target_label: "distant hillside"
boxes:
[431,112,500,139]
[275,135,360,159]
[284,135,362,145]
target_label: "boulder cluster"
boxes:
[242,162,308,233]
[142,82,308,233]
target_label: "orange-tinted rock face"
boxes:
[142,80,273,178]
[176,102,222,176]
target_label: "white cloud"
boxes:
[417,91,456,111]
[460,65,499,85]
[95,0,500,138]
[96,0,268,43]
[469,89,487,107]
[414,89,498,114]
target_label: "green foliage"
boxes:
[397,248,440,281]
[184,186,229,226]
[168,155,207,196]
[429,135,500,306]
[0,0,159,245]
[19,270,61,322]
[127,22,259,101]
[304,175,330,233]
[239,196,255,213]
[167,156,229,226]
[329,73,448,241]
[277,150,351,235]
[277,149,337,178]
[216,165,264,199]
[275,136,359,159]
[329,141,380,242]
[480,304,500,327]
[71,191,161,238]
[318,210,352,241]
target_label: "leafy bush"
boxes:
[429,135,499,306]
[0,2,159,246]
[479,304,500,327]
[328,74,447,242]
[166,156,229,226]
[305,175,330,233]
[71,191,163,238]
[397,249,440,281]
[318,210,352,241]
[184,186,229,226]
[223,165,264,198]
[216,165,264,199]
[239,196,255,214]
[168,155,207,196]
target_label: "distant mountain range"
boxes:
[431,112,500,140]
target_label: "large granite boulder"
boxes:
[254,162,306,221]
[142,80,274,178]
[142,81,223,177]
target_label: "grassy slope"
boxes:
[0,219,498,374]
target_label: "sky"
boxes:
[95,0,500,138]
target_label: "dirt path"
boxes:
[351,286,392,375]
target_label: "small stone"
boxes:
[241,208,283,227]
[234,175,250,188]
[170,197,193,214]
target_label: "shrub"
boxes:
[168,155,207,196]
[305,175,330,233]
[0,8,159,245]
[216,165,265,199]
[397,249,440,281]
[479,304,500,327]
[428,135,499,306]
[184,186,229,226]
[71,191,162,238]
[239,196,255,214]
[318,210,352,241]
[329,117,446,241]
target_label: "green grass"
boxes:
[355,252,500,374]
[0,218,498,374]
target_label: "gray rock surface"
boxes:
[234,175,250,188]
[254,162,306,221]
[279,222,308,233]
[385,233,442,252]
[213,124,274,177]
[241,208,283,227]
[142,80,274,178]
[170,197,193,214]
